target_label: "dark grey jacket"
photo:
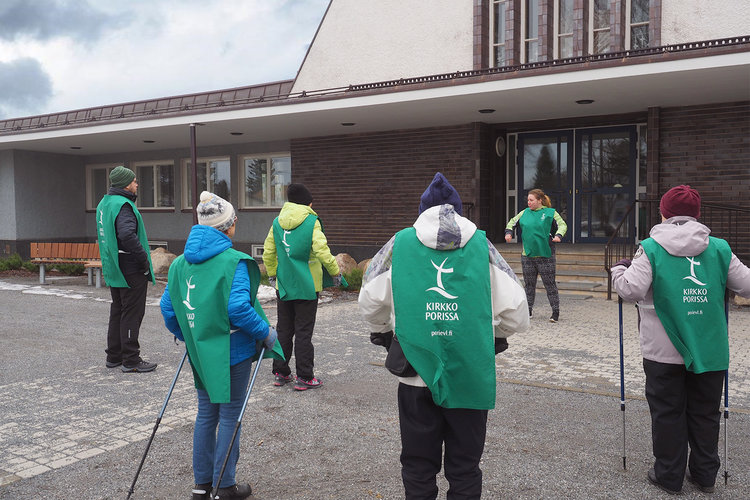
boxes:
[108,187,150,277]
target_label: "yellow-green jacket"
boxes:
[263,202,339,292]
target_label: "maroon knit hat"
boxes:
[660,185,701,219]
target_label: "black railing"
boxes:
[604,200,750,300]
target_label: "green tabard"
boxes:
[391,228,495,409]
[168,248,283,403]
[96,195,155,287]
[519,207,556,258]
[273,215,317,300]
[641,237,731,373]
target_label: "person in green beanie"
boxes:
[96,166,157,373]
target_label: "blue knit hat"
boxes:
[419,172,462,215]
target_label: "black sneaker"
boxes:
[212,483,252,499]
[549,311,559,323]
[192,483,212,500]
[294,376,323,391]
[686,470,715,493]
[528,307,533,319]
[647,468,681,495]
[273,372,294,386]
[121,360,157,373]
[105,360,122,368]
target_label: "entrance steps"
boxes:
[496,243,608,300]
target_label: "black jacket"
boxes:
[108,187,150,277]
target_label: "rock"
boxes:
[335,253,358,275]
[735,295,750,307]
[357,258,372,274]
[150,247,177,274]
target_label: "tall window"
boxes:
[240,154,291,208]
[590,0,611,54]
[134,161,174,208]
[556,0,575,59]
[491,0,508,66]
[523,0,540,63]
[627,0,649,49]
[86,163,122,209]
[182,157,231,208]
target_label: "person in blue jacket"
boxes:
[161,191,277,500]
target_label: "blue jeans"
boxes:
[193,358,252,487]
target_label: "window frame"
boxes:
[588,0,611,55]
[86,163,124,210]
[625,0,649,50]
[181,156,232,209]
[238,152,291,209]
[553,0,575,59]
[132,160,175,210]
[490,0,508,67]
[521,0,540,63]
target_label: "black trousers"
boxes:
[271,292,318,380]
[106,272,148,366]
[643,358,725,491]
[398,383,488,500]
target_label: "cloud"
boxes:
[0,58,52,118]
[0,0,129,43]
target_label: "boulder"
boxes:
[357,258,372,274]
[335,253,358,275]
[150,247,177,274]
[735,295,750,307]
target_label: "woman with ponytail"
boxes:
[504,188,567,322]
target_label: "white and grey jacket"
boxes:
[358,204,530,387]
[611,216,750,365]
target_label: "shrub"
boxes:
[342,268,363,291]
[22,261,39,272]
[0,253,23,271]
[53,263,85,275]
[260,271,270,286]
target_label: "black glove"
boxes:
[495,337,509,354]
[370,331,394,351]
[614,258,632,268]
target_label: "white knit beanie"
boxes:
[196,191,235,231]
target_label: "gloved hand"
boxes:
[263,326,277,350]
[614,258,632,269]
[370,330,393,351]
[495,337,509,354]
[333,274,343,287]
[268,276,276,287]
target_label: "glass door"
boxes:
[517,131,573,242]
[575,126,636,243]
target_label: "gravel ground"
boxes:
[0,274,748,499]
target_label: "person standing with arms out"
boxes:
[263,183,341,391]
[161,191,280,500]
[612,185,750,495]
[96,165,157,373]
[504,188,567,322]
[359,172,529,499]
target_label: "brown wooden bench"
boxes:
[29,242,103,288]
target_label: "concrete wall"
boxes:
[0,150,17,241]
[661,0,750,45]
[292,0,473,93]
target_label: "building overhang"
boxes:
[0,40,748,156]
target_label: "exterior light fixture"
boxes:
[230,132,244,136]
[70,146,82,150]
[143,140,155,143]
[576,99,595,105]
[478,109,496,114]
[341,122,356,126]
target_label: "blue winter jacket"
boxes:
[160,225,269,366]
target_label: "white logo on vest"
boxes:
[682,257,708,306]
[683,256,707,286]
[282,230,292,255]
[183,276,197,310]
[426,258,458,299]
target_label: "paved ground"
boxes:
[0,274,748,499]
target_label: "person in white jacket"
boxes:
[612,185,750,495]
[358,172,529,499]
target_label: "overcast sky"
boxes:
[0,0,329,119]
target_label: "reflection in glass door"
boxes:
[575,127,636,242]
[517,131,573,242]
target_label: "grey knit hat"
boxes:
[109,166,135,188]
[196,191,236,232]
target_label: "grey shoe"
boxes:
[105,360,121,368]
[647,468,681,495]
[686,470,715,493]
[121,360,157,373]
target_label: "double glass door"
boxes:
[517,126,636,243]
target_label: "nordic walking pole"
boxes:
[723,296,729,485]
[126,351,188,500]
[210,347,266,500]
[618,296,626,470]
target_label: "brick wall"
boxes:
[291,124,481,261]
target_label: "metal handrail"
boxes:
[605,200,750,300]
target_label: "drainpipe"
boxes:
[190,124,198,225]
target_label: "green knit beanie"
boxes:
[110,166,135,188]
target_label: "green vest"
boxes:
[520,207,556,258]
[641,237,731,373]
[391,228,495,410]
[168,248,284,403]
[96,195,154,287]
[273,215,317,300]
